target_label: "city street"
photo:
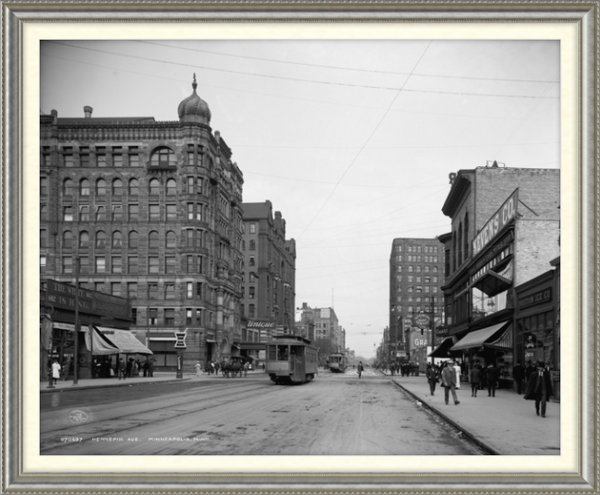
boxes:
[41,368,483,455]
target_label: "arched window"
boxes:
[128,231,139,248]
[112,178,123,196]
[112,231,123,248]
[166,178,177,195]
[149,178,160,196]
[79,231,89,248]
[148,230,159,249]
[96,231,107,248]
[150,147,174,167]
[96,178,107,195]
[63,178,74,196]
[128,178,139,196]
[79,179,90,196]
[165,231,176,248]
[62,230,73,249]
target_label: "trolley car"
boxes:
[328,352,346,373]
[265,335,318,384]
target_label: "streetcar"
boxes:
[265,335,318,384]
[328,352,346,373]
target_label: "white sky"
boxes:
[40,40,560,359]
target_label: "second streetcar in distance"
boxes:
[265,335,318,385]
[328,352,346,373]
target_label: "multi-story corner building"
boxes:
[296,303,343,350]
[437,163,560,390]
[39,77,245,374]
[389,238,445,366]
[241,201,296,343]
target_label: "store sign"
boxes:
[436,327,449,337]
[410,331,428,349]
[247,320,275,329]
[414,314,430,329]
[472,189,519,256]
[44,279,130,320]
[518,288,552,309]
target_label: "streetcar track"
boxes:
[41,383,288,453]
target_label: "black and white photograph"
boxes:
[36,38,565,458]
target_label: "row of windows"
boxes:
[54,203,209,223]
[397,296,439,304]
[395,245,443,254]
[41,229,208,250]
[145,307,213,327]
[395,275,439,283]
[395,265,439,273]
[394,255,440,263]
[43,254,207,276]
[40,176,208,197]
[396,286,438,293]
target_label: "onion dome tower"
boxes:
[178,73,211,125]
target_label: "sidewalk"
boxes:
[40,369,266,394]
[383,372,560,455]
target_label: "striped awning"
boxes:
[450,322,510,352]
[94,326,153,355]
[484,324,513,350]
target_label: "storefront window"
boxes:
[471,288,508,321]
[520,312,554,366]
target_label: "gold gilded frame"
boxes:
[2,2,597,493]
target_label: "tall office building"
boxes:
[39,77,245,372]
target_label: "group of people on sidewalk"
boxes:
[424,359,554,416]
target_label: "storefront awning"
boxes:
[450,322,510,352]
[428,336,457,358]
[53,322,76,331]
[484,324,513,350]
[84,326,121,355]
[472,270,512,297]
[95,326,153,355]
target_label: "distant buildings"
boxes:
[296,303,345,354]
[39,77,245,373]
[240,201,296,344]
[389,238,446,366]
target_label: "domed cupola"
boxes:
[178,74,211,125]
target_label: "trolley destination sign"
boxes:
[44,279,130,320]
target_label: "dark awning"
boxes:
[484,324,513,350]
[472,270,513,297]
[428,336,457,358]
[450,322,510,352]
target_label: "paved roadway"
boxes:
[41,368,484,455]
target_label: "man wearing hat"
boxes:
[441,361,460,406]
[524,361,553,417]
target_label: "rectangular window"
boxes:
[96,147,107,167]
[196,282,203,298]
[112,147,123,167]
[63,147,74,167]
[187,203,194,220]
[40,255,47,269]
[111,256,122,274]
[149,204,160,221]
[40,177,48,196]
[197,256,203,274]
[186,229,194,247]
[128,147,139,167]
[128,256,138,274]
[79,205,90,221]
[79,147,90,167]
[148,283,158,299]
[165,284,175,300]
[128,204,139,221]
[166,204,177,220]
[148,308,158,325]
[63,206,74,222]
[186,282,193,298]
[79,256,89,274]
[127,282,137,299]
[249,223,256,234]
[187,177,195,194]
[95,257,106,273]
[96,206,106,221]
[111,282,121,297]
[40,229,47,248]
[165,308,175,326]
[196,204,202,221]
[62,256,72,274]
[249,287,255,299]
[148,257,159,274]
[95,282,105,293]
[112,205,123,221]
[186,309,193,325]
[165,256,176,274]
[187,256,194,273]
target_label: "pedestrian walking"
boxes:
[357,361,364,378]
[525,360,536,382]
[524,361,554,417]
[470,364,482,397]
[441,361,460,405]
[426,363,438,396]
[117,357,126,380]
[195,361,202,377]
[513,361,525,394]
[148,357,155,377]
[485,363,499,397]
[51,359,61,385]
[453,361,462,389]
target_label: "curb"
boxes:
[390,378,499,455]
[40,377,192,394]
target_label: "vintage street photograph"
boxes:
[39,39,561,456]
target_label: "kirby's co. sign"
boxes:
[472,189,519,256]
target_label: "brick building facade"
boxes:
[39,77,245,373]
[436,163,560,388]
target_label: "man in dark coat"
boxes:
[485,363,499,397]
[441,361,460,406]
[513,361,526,394]
[426,363,438,396]
[524,361,553,417]
[525,361,536,381]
